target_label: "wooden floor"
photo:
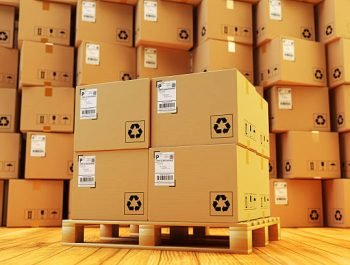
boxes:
[0,226,349,264]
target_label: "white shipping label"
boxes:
[278,88,292,110]
[78,156,96,188]
[30,135,46,157]
[226,0,234,10]
[154,152,175,186]
[80,88,97,120]
[269,0,282,21]
[157,80,177,114]
[82,1,96,23]
[144,48,157,69]
[282,39,295,61]
[228,41,236,53]
[144,1,157,22]
[274,182,288,205]
[85,43,100,65]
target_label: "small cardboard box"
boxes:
[0,133,20,179]
[0,46,18,89]
[0,88,17,133]
[340,132,350,178]
[269,133,277,179]
[331,85,350,132]
[0,4,15,48]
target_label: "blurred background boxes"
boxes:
[0,47,18,88]
[0,4,15,48]
[0,133,20,179]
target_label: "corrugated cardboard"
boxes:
[74,79,150,152]
[25,132,73,180]
[0,46,18,88]
[257,36,327,88]
[331,85,350,132]
[76,41,136,86]
[19,41,74,87]
[4,179,63,227]
[70,149,148,221]
[269,133,277,178]
[0,133,20,179]
[0,5,15,48]
[340,132,350,178]
[136,46,191,79]
[279,131,340,179]
[20,87,74,133]
[270,179,323,228]
[135,0,193,50]
[0,88,17,133]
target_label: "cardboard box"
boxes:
[69,149,148,221]
[136,46,191,79]
[255,0,315,47]
[255,86,264,97]
[25,132,73,180]
[101,0,137,5]
[19,41,74,87]
[270,179,323,227]
[20,87,74,133]
[0,1,19,7]
[197,0,252,46]
[0,88,17,133]
[0,181,3,224]
[76,0,133,47]
[18,0,71,47]
[37,0,77,5]
[269,133,277,178]
[74,79,150,152]
[135,0,193,50]
[331,85,350,132]
[192,39,254,83]
[0,5,15,48]
[279,131,340,179]
[163,0,200,5]
[255,90,270,159]
[266,86,330,132]
[257,36,327,88]
[4,179,63,227]
[340,132,350,178]
[148,144,270,223]
[77,41,136,86]
[0,46,18,88]
[0,133,20,179]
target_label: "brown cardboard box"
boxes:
[0,46,18,88]
[18,0,71,47]
[255,0,315,47]
[192,39,254,83]
[74,79,150,152]
[4,179,63,227]
[19,41,74,87]
[257,36,327,88]
[0,133,20,179]
[148,144,270,223]
[0,0,19,7]
[197,0,252,46]
[266,86,330,132]
[25,132,73,180]
[37,0,77,5]
[76,0,133,47]
[77,41,136,86]
[136,46,191,79]
[69,149,148,220]
[255,90,270,159]
[163,0,200,5]
[270,179,323,227]
[20,87,74,133]
[135,0,193,50]
[0,88,17,133]
[0,5,15,48]
[279,131,340,179]
[331,85,350,132]
[269,133,277,178]
[340,132,350,178]
[101,0,137,4]
[255,86,264,97]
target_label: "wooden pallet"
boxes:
[62,217,280,254]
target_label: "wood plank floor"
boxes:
[0,227,349,264]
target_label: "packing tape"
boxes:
[43,125,51,132]
[41,38,49,43]
[227,36,235,42]
[45,43,53,54]
[44,81,52,86]
[32,181,41,191]
[42,2,50,11]
[45,87,52,97]
[226,0,234,10]
[245,149,250,164]
[311,131,320,142]
[245,79,250,95]
[261,156,264,170]
[261,44,266,54]
[29,220,41,228]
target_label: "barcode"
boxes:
[276,198,286,200]
[82,109,96,114]
[284,53,293,57]
[159,103,175,109]
[271,13,280,16]
[145,60,156,65]
[32,150,43,153]
[157,175,174,181]
[80,177,94,182]
[87,57,98,61]
[280,102,290,105]
[84,15,94,19]
[145,14,156,18]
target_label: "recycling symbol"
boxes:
[122,73,132,81]
[179,29,189,40]
[269,162,273,173]
[315,115,326,125]
[0,116,9,127]
[309,210,319,221]
[118,30,128,40]
[335,210,343,221]
[0,31,8,41]
[337,115,344,125]
[326,25,333,36]
[285,161,291,172]
[302,29,312,39]
[201,26,206,37]
[128,123,143,139]
[314,69,323,80]
[333,68,342,79]
[213,117,231,134]
[127,195,142,211]
[212,194,230,212]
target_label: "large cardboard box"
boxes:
[76,0,133,47]
[0,133,20,179]
[266,86,330,132]
[340,132,350,178]
[331,85,350,132]
[270,179,323,227]
[77,41,136,86]
[192,39,254,83]
[21,87,74,133]
[135,0,193,50]
[269,133,277,179]
[0,5,15,48]
[197,0,252,46]
[0,46,18,88]
[257,36,327,88]
[25,132,73,180]
[0,88,17,133]
[75,79,150,152]
[136,46,191,78]
[4,179,63,227]
[279,131,340,179]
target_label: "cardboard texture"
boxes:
[266,86,330,132]
[257,36,327,88]
[279,131,340,179]
[0,5,15,48]
[148,144,270,223]
[0,133,20,179]
[74,79,150,152]
[76,0,133,47]
[164,0,201,5]
[137,46,191,78]
[0,1,19,7]
[331,85,350,132]
[0,88,17,133]
[270,179,323,228]
[21,87,75,133]
[0,46,18,88]
[25,132,73,180]
[77,41,136,86]
[135,0,193,50]
[5,179,63,227]
[101,0,137,4]
[255,86,264,97]
[340,132,350,178]
[70,149,148,221]
[37,0,77,5]
[19,41,74,87]
[269,133,277,179]
[192,39,254,83]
